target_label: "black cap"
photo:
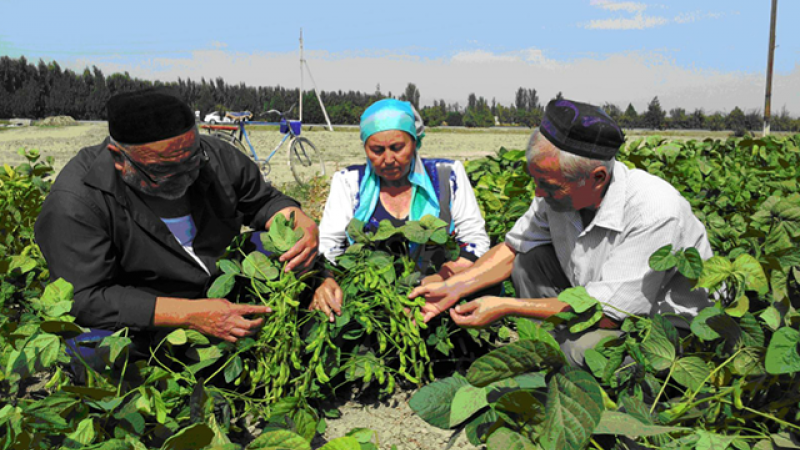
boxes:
[539,99,625,160]
[107,89,195,144]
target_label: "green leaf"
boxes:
[40,278,74,304]
[291,409,317,442]
[465,408,497,446]
[243,253,278,281]
[344,427,376,444]
[318,436,361,450]
[224,356,244,384]
[640,320,676,372]
[403,221,433,244]
[420,214,448,230]
[449,385,489,428]
[514,317,561,349]
[765,327,800,375]
[557,287,598,314]
[676,247,703,279]
[160,424,214,450]
[568,308,604,334]
[207,273,236,298]
[649,245,678,271]
[467,340,566,387]
[345,219,369,244]
[98,332,132,363]
[39,320,85,339]
[696,256,733,291]
[672,357,710,391]
[372,220,401,241]
[247,429,311,450]
[218,259,240,275]
[486,428,537,450]
[63,418,96,448]
[409,375,469,428]
[732,347,766,377]
[540,368,604,450]
[494,390,545,426]
[166,329,188,346]
[593,411,686,437]
[771,432,800,449]
[268,214,298,252]
[696,430,736,450]
[690,307,723,341]
[760,305,782,331]
[724,295,749,318]
[732,253,768,295]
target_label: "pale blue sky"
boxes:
[2,0,798,114]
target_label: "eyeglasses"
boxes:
[110,139,209,185]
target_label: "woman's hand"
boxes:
[271,207,319,272]
[449,296,515,328]
[310,277,343,322]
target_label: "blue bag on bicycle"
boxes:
[280,119,302,136]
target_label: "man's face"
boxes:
[527,154,596,212]
[110,128,206,199]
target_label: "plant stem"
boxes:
[651,363,676,414]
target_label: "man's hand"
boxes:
[437,257,474,279]
[155,297,271,343]
[408,280,465,323]
[310,277,343,322]
[450,296,515,327]
[271,207,319,272]
[184,299,272,343]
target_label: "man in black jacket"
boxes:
[35,89,318,347]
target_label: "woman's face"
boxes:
[364,130,416,182]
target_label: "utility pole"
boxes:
[299,28,304,123]
[298,29,333,131]
[763,0,778,136]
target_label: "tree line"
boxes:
[1,56,798,133]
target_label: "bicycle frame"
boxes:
[202,108,306,171]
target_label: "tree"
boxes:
[643,96,666,129]
[618,103,638,128]
[726,106,746,136]
[399,83,420,110]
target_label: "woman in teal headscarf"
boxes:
[312,99,490,321]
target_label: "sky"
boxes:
[2,0,799,115]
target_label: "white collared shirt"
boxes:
[505,161,713,323]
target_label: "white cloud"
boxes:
[674,11,725,24]
[585,12,668,30]
[590,1,647,13]
[450,48,562,69]
[66,49,800,116]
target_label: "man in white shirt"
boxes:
[408,99,712,366]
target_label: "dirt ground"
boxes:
[0,123,531,186]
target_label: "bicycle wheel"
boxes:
[289,137,325,185]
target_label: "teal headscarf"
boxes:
[351,99,440,241]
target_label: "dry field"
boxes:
[0,123,532,185]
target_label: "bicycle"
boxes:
[200,105,325,185]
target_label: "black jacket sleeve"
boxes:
[35,190,157,331]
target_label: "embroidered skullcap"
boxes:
[539,99,625,160]
[107,89,195,144]
[360,99,425,149]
